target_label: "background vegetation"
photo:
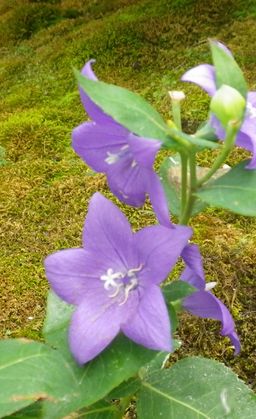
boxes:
[0,0,255,391]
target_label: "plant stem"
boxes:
[196,121,240,187]
[180,149,197,225]
[180,152,188,216]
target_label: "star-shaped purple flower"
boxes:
[181,42,256,169]
[44,193,192,364]
[72,60,170,227]
[180,244,241,354]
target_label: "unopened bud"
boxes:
[210,85,246,127]
[168,90,186,102]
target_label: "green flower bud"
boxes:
[210,84,246,128]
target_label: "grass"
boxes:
[0,0,256,392]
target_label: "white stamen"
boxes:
[105,145,130,165]
[100,265,142,304]
[121,145,129,151]
[109,283,123,298]
[119,278,138,306]
[247,102,256,119]
[105,152,120,165]
[205,281,217,291]
[127,264,143,276]
[131,160,137,168]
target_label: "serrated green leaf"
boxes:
[210,40,248,98]
[137,357,256,418]
[196,160,256,216]
[75,70,171,145]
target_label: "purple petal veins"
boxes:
[72,60,171,226]
[181,41,256,169]
[44,193,192,364]
[180,244,241,354]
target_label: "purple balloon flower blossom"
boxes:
[181,42,256,169]
[180,244,241,354]
[44,193,192,364]
[72,60,170,227]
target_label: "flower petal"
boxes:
[183,290,240,353]
[181,64,216,96]
[128,134,161,168]
[147,171,172,227]
[134,224,192,285]
[122,285,171,351]
[107,159,148,207]
[72,121,128,172]
[44,248,104,305]
[181,244,205,290]
[83,193,136,269]
[69,298,120,364]
[79,60,117,125]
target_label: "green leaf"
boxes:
[75,70,171,144]
[75,400,121,419]
[42,291,157,417]
[137,357,256,418]
[210,40,248,98]
[8,402,42,418]
[159,155,207,217]
[43,290,74,351]
[0,339,78,418]
[196,160,256,216]
[162,281,196,302]
[107,377,141,400]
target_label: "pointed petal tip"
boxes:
[81,59,97,81]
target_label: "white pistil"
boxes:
[100,268,123,290]
[205,281,217,291]
[100,265,142,304]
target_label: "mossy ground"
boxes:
[0,0,256,393]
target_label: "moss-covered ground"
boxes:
[0,0,256,392]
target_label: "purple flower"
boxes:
[44,193,192,364]
[181,42,256,169]
[72,60,170,226]
[180,244,241,354]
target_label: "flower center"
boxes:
[246,102,256,119]
[100,265,142,305]
[105,145,130,165]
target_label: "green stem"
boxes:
[197,122,240,187]
[166,122,193,150]
[180,152,188,217]
[180,149,197,225]
[172,101,182,131]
